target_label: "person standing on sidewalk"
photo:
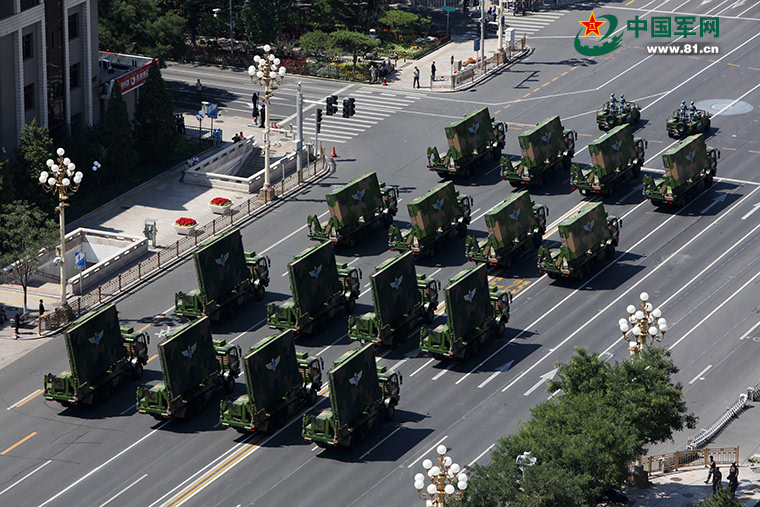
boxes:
[39,299,45,316]
[705,455,716,484]
[413,67,420,88]
[728,462,739,500]
[196,79,203,103]
[712,466,722,494]
[431,61,436,82]
[13,309,20,339]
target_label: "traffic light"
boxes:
[342,98,350,118]
[326,95,338,115]
[325,96,334,116]
[316,108,323,133]
[348,97,356,117]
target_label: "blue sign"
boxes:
[74,252,86,269]
[474,39,481,52]
[207,103,218,118]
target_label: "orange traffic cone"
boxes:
[331,146,337,157]
[382,77,387,86]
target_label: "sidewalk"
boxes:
[624,465,760,506]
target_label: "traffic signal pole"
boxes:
[296,82,303,184]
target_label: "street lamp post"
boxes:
[38,147,84,316]
[212,0,234,58]
[196,110,205,146]
[248,44,286,202]
[618,292,668,357]
[414,445,468,506]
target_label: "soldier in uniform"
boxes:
[689,101,697,121]
[620,94,627,113]
[680,100,687,120]
[609,93,617,114]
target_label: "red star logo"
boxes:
[579,12,606,38]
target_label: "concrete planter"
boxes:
[173,223,197,235]
[209,203,232,214]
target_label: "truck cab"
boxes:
[214,339,242,393]
[246,252,271,300]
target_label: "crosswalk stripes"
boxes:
[302,89,422,143]
[465,10,568,36]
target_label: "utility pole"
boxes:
[296,82,303,183]
[480,0,485,72]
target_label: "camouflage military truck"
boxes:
[348,252,440,347]
[570,124,647,196]
[302,343,401,448]
[596,100,641,131]
[307,172,398,248]
[175,228,270,322]
[666,105,711,138]
[465,190,548,268]
[426,107,507,178]
[267,241,361,336]
[537,202,621,280]
[44,304,149,407]
[136,317,241,420]
[642,134,719,207]
[419,264,512,361]
[219,330,324,433]
[388,181,472,257]
[501,116,577,187]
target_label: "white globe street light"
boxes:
[619,291,668,357]
[414,446,468,506]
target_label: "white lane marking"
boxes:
[523,368,558,397]
[98,474,148,507]
[7,389,42,410]
[739,320,760,340]
[469,444,496,467]
[701,193,727,214]
[359,427,401,460]
[477,360,514,389]
[230,319,267,344]
[260,210,330,255]
[0,460,51,496]
[315,333,348,357]
[432,367,449,380]
[410,358,435,377]
[689,365,713,385]
[407,435,448,468]
[119,404,136,416]
[741,203,760,220]
[39,421,171,506]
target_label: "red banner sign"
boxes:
[115,59,155,94]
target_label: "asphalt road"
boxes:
[2,2,760,506]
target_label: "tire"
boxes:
[705,119,711,131]
[356,229,366,244]
[382,214,393,228]
[634,111,641,124]
[132,362,144,380]
[532,232,542,249]
[347,235,356,249]
[307,388,318,407]
[503,255,512,269]
[576,267,585,280]
[632,164,641,178]
[386,402,396,421]
[705,173,714,188]
[423,306,434,325]
[605,244,615,260]
[254,283,265,301]
[676,122,686,134]
[606,115,617,126]
[562,155,572,171]
[492,147,501,161]
[344,296,356,314]
[457,221,467,238]
[651,199,664,206]
[508,180,521,188]
[547,272,559,280]
[497,320,506,337]
[224,375,235,394]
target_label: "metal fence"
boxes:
[451,36,528,89]
[61,149,332,320]
[637,446,739,474]
[687,394,748,449]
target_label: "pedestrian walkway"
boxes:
[463,10,569,37]
[624,465,760,506]
[301,90,423,144]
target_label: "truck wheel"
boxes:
[358,424,368,443]
[606,115,617,127]
[705,174,714,188]
[457,222,467,238]
[496,320,506,337]
[347,235,356,249]
[307,388,318,406]
[386,402,396,421]
[424,307,435,324]
[132,362,144,380]
[382,214,393,228]
[492,147,501,161]
[651,199,663,206]
[632,164,641,178]
[344,296,356,314]
[224,376,235,394]
[676,122,687,135]
[254,283,265,301]
[605,244,615,260]
[356,229,367,244]
[705,119,711,131]
[532,231,542,249]
[508,180,521,188]
[576,267,585,280]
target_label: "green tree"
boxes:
[298,31,333,57]
[133,61,179,163]
[296,0,352,32]
[378,10,429,41]
[0,157,11,196]
[329,30,377,72]
[0,201,58,313]
[101,84,138,184]
[10,120,54,213]
[455,347,697,507]
[694,487,743,507]
[99,0,186,62]
[240,0,295,48]
[60,125,102,193]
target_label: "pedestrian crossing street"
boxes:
[467,10,568,37]
[302,89,423,144]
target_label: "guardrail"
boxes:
[63,148,332,320]
[687,394,748,449]
[451,36,528,89]
[637,446,739,474]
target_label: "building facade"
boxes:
[0,0,99,157]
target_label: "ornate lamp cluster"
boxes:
[618,292,668,357]
[414,445,468,506]
[247,44,286,89]
[39,147,83,203]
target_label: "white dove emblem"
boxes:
[309,265,323,278]
[265,356,281,371]
[468,122,480,135]
[182,343,197,358]
[215,252,229,266]
[612,140,622,152]
[352,188,366,202]
[583,220,595,233]
[541,131,552,143]
[432,198,445,211]
[349,371,363,385]
[89,330,104,345]
[685,150,696,162]
[509,208,521,221]
[464,288,476,303]
[390,276,403,290]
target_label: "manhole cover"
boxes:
[672,477,683,482]
[694,100,754,116]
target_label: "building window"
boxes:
[24,84,34,111]
[23,33,33,60]
[21,0,37,11]
[70,63,80,89]
[68,13,79,39]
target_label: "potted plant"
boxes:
[173,217,197,235]
[749,456,758,469]
[209,197,233,214]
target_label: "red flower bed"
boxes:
[175,217,197,227]
[210,197,231,206]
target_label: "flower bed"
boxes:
[174,217,197,235]
[209,197,232,214]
